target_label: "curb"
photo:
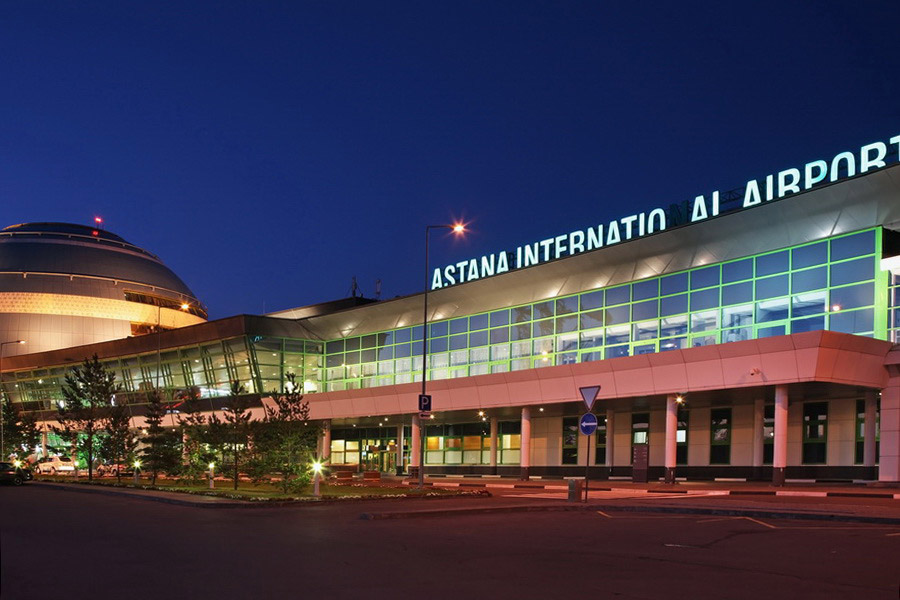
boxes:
[360,502,900,524]
[402,481,900,499]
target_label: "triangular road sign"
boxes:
[579,385,601,411]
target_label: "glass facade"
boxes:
[2,227,890,414]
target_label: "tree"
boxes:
[140,389,180,485]
[100,401,139,483]
[1,398,40,461]
[176,387,215,484]
[252,373,319,493]
[222,380,253,490]
[56,355,120,481]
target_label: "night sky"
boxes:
[2,2,898,319]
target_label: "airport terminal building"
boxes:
[3,134,900,483]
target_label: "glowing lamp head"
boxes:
[133,460,141,469]
[13,459,22,468]
[312,461,323,473]
[17,340,25,345]
[208,462,215,470]
[675,395,685,404]
[452,223,465,234]
[831,304,842,312]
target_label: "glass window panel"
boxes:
[632,279,658,301]
[556,315,578,333]
[469,330,488,347]
[659,315,688,337]
[830,282,874,311]
[606,285,630,305]
[512,306,532,323]
[490,327,509,344]
[431,352,449,369]
[511,324,531,341]
[690,288,719,311]
[469,347,489,363]
[345,337,360,351]
[580,310,604,330]
[722,258,753,283]
[378,345,393,361]
[722,282,753,306]
[470,314,489,331]
[792,292,826,318]
[360,349,376,363]
[830,256,874,286]
[633,343,655,355]
[325,340,343,354]
[344,351,360,365]
[532,319,554,337]
[579,327,604,349]
[659,337,686,351]
[395,328,412,343]
[792,241,827,269]
[792,267,827,293]
[633,320,658,341]
[755,275,789,300]
[660,272,688,295]
[605,325,630,345]
[580,290,604,310]
[756,298,789,323]
[792,315,825,333]
[449,318,467,335]
[723,327,751,343]
[490,344,510,361]
[450,350,467,366]
[830,230,875,261]
[394,343,411,358]
[534,301,554,319]
[533,337,554,355]
[690,265,720,289]
[632,299,658,321]
[691,310,718,333]
[723,303,753,328]
[555,296,578,315]
[756,250,789,277]
[605,305,629,325]
[690,335,717,347]
[411,341,423,356]
[429,321,448,337]
[830,308,874,334]
[449,334,467,350]
[660,294,688,317]
[556,333,579,353]
[606,345,630,358]
[490,309,510,327]
[429,337,448,353]
[758,324,786,338]
[326,354,343,368]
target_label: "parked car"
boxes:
[97,463,133,477]
[35,456,77,475]
[0,462,26,485]
[12,460,34,481]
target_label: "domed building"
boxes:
[0,222,207,356]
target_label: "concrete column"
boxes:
[396,423,404,475]
[605,409,615,470]
[489,417,498,472]
[863,391,877,469]
[878,372,899,482]
[520,406,531,480]
[752,397,765,469]
[410,414,421,478]
[773,385,789,486]
[320,420,331,462]
[664,395,678,484]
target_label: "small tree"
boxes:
[1,398,40,461]
[140,389,180,485]
[222,380,253,490]
[100,401,139,483]
[253,373,319,493]
[176,388,215,484]
[50,419,80,477]
[57,355,120,481]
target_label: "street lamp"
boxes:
[417,223,465,490]
[0,339,26,460]
[312,460,323,497]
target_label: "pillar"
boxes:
[410,414,421,478]
[395,423,405,475]
[605,409,615,470]
[41,429,48,457]
[520,406,531,480]
[773,385,788,486]
[664,395,677,484]
[320,420,331,462]
[863,391,877,469]
[878,372,899,482]
[489,417,498,473]
[752,397,765,470]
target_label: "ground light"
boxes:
[133,460,141,484]
[208,462,215,489]
[312,461,323,497]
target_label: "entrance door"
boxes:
[380,450,396,474]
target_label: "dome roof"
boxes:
[0,222,202,303]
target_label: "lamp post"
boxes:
[312,460,322,497]
[417,224,465,490]
[0,339,26,460]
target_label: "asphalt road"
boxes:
[1,486,897,600]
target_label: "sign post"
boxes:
[579,412,598,503]
[418,394,432,419]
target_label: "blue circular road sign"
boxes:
[579,412,598,436]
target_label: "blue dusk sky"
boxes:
[1,2,898,318]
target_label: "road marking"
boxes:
[741,517,778,529]
[596,511,612,518]
[885,532,900,537]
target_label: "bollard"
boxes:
[567,479,583,503]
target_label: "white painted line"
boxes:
[686,490,729,496]
[714,478,747,482]
[775,491,827,497]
